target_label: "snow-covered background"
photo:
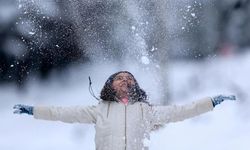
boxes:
[1,0,250,149]
[1,51,249,150]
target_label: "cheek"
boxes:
[112,81,119,89]
[129,80,135,85]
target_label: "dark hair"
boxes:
[100,71,148,104]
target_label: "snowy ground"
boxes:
[0,52,250,150]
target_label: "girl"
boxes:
[14,71,236,150]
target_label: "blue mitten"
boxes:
[13,104,33,115]
[211,95,236,107]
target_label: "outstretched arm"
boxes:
[13,104,97,124]
[151,95,236,126]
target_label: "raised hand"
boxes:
[211,95,236,107]
[13,104,33,115]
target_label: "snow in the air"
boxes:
[1,0,250,150]
[141,56,150,65]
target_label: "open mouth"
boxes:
[120,82,128,86]
[120,83,128,87]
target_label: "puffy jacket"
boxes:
[33,97,213,150]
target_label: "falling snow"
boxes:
[131,26,136,30]
[191,13,196,17]
[1,0,250,149]
[141,56,150,65]
[28,31,35,35]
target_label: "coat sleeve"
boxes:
[150,97,214,126]
[33,105,97,124]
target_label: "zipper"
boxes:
[124,105,127,150]
[107,102,111,118]
[140,103,144,119]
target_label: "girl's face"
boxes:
[112,73,135,98]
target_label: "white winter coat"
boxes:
[33,97,213,150]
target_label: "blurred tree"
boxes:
[0,0,87,85]
[216,0,250,54]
